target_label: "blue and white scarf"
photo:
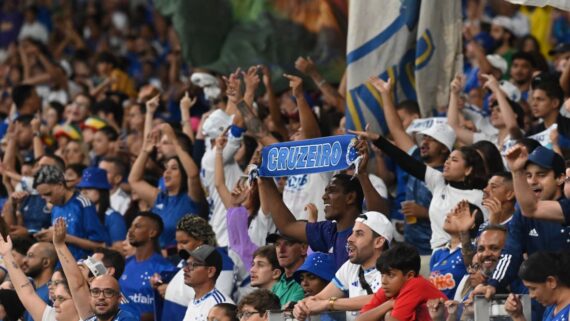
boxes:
[253,135,360,177]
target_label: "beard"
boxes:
[95,307,119,320]
[24,264,43,279]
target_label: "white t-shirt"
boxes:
[111,188,131,215]
[248,209,276,247]
[282,172,331,221]
[18,21,49,43]
[425,167,485,249]
[200,135,243,247]
[332,261,381,321]
[182,288,234,321]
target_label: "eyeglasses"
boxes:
[237,311,261,320]
[53,295,71,304]
[183,261,207,271]
[47,280,66,287]
[467,263,481,273]
[90,288,118,298]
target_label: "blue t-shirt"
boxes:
[543,304,570,321]
[105,208,127,245]
[84,309,139,321]
[51,193,109,259]
[21,194,51,234]
[151,192,199,248]
[429,246,467,299]
[306,221,352,270]
[119,253,175,317]
[23,283,50,321]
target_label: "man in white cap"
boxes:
[368,76,453,261]
[490,16,515,59]
[200,109,243,247]
[293,212,394,321]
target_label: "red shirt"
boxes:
[361,276,447,321]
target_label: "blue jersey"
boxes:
[21,194,51,234]
[151,192,199,248]
[51,193,109,259]
[23,283,50,321]
[543,304,570,321]
[306,221,352,270]
[429,246,466,299]
[119,253,175,317]
[104,208,127,244]
[489,203,570,291]
[84,309,139,321]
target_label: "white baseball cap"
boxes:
[486,54,508,75]
[491,16,514,34]
[499,80,522,102]
[201,109,232,138]
[355,211,394,245]
[417,122,456,152]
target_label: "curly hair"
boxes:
[176,215,217,247]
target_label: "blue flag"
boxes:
[258,135,359,177]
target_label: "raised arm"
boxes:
[261,65,288,140]
[284,74,321,139]
[505,145,565,223]
[179,92,197,143]
[482,74,520,134]
[160,123,203,203]
[227,71,278,146]
[52,217,93,319]
[243,66,261,108]
[368,76,415,151]
[0,234,47,321]
[355,139,390,214]
[350,130,428,181]
[447,74,474,145]
[257,177,307,242]
[128,131,159,206]
[214,129,233,209]
[295,57,345,113]
[31,115,44,159]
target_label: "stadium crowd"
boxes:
[0,1,569,321]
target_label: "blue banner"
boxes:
[258,135,359,177]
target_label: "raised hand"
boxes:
[481,74,501,93]
[294,56,317,75]
[0,233,12,256]
[214,127,229,151]
[304,203,318,223]
[31,114,41,133]
[355,138,369,174]
[146,94,160,114]
[348,124,381,142]
[482,196,502,224]
[450,74,465,95]
[142,130,159,154]
[450,200,477,233]
[180,92,197,111]
[243,66,261,93]
[260,65,271,87]
[368,76,392,95]
[52,217,67,245]
[224,69,243,104]
[283,74,303,97]
[505,145,528,172]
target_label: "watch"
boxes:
[328,296,338,311]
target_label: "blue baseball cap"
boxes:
[293,252,335,283]
[76,167,112,190]
[526,146,565,176]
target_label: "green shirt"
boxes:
[271,274,305,307]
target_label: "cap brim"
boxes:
[266,233,300,244]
